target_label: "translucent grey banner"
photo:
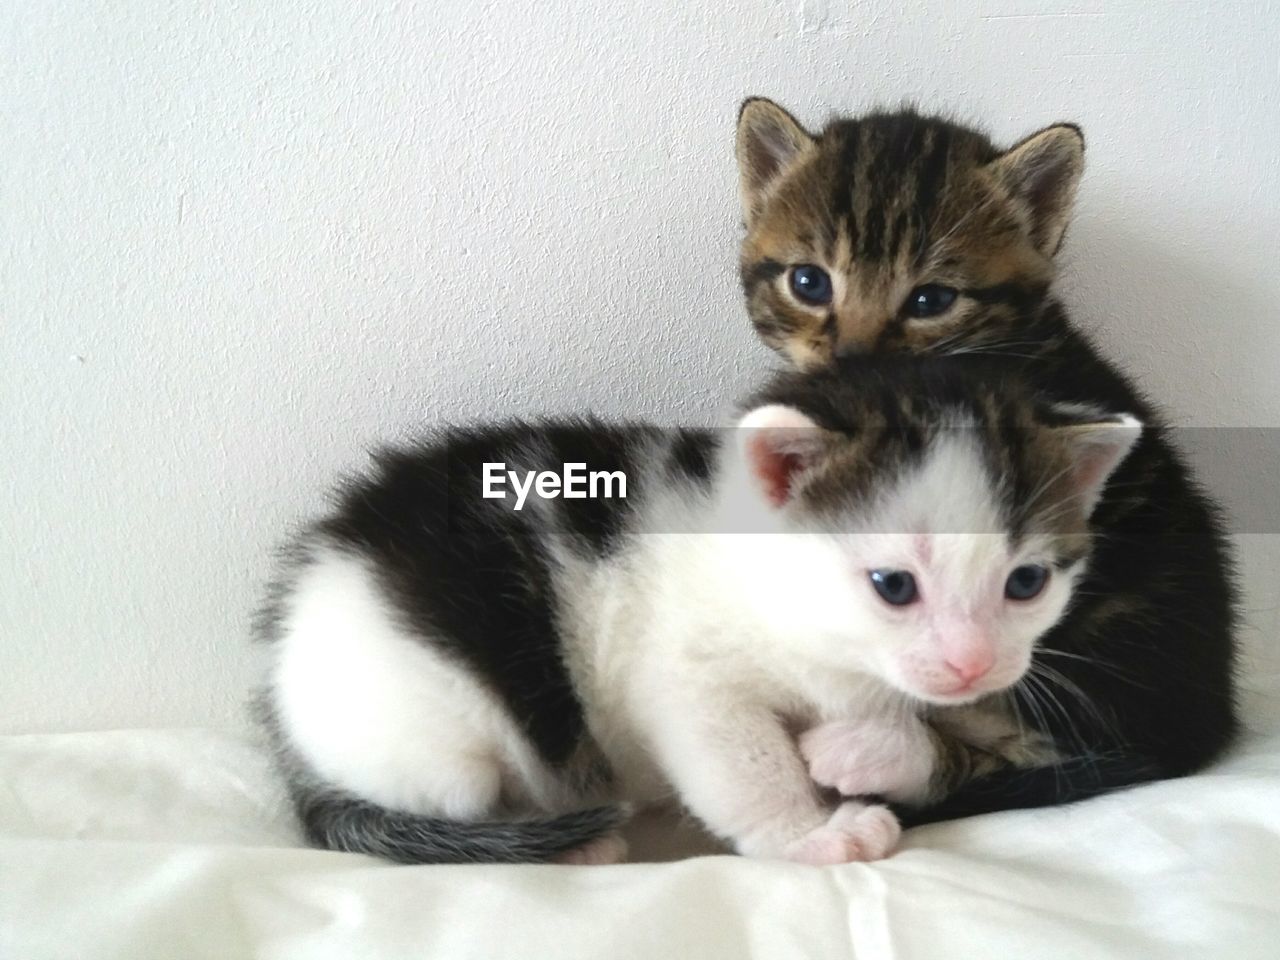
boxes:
[1179,428,1280,534]
[444,426,1280,535]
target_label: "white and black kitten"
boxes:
[255,357,1139,864]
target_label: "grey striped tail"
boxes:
[298,790,627,864]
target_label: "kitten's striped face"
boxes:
[736,100,1084,368]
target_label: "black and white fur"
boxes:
[255,358,1140,864]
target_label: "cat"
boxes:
[734,99,1238,822]
[254,355,1140,863]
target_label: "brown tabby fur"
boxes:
[737,98,1081,368]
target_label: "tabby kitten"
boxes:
[734,99,1238,821]
[256,356,1138,864]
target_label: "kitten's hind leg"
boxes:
[270,546,575,836]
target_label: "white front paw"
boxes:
[799,719,935,804]
[783,802,901,865]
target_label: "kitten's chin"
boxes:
[907,685,989,707]
[785,341,832,371]
[921,689,994,707]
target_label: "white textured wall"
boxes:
[3,1,1278,733]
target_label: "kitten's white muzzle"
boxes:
[901,653,1032,706]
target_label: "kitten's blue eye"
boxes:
[789,264,833,305]
[1005,564,1049,600]
[869,569,919,606]
[903,284,958,318]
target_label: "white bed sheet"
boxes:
[2,724,1279,960]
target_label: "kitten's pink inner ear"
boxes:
[739,405,824,509]
[749,440,804,508]
[1074,447,1121,499]
[991,124,1084,255]
[1065,414,1144,513]
[736,99,814,216]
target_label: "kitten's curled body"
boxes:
[735,101,1238,820]
[257,359,1137,863]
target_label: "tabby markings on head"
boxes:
[735,99,1084,368]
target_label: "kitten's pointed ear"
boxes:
[1055,412,1143,515]
[736,98,815,223]
[990,124,1085,256]
[737,404,829,508]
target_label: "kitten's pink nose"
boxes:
[944,648,995,685]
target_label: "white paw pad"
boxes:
[784,803,901,865]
